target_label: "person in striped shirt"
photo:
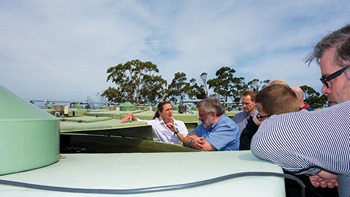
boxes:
[251,24,350,196]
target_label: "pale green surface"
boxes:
[60,116,112,123]
[225,111,237,118]
[0,151,285,197]
[60,119,149,131]
[85,110,143,119]
[0,85,60,175]
[60,118,154,140]
[133,110,199,122]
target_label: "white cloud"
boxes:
[1,0,350,102]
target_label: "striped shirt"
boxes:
[251,100,350,176]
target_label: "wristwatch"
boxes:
[174,128,179,135]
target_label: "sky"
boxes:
[1,0,350,104]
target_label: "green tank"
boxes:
[0,85,60,175]
[119,101,136,111]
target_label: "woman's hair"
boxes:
[255,84,299,115]
[153,100,172,119]
[197,97,225,116]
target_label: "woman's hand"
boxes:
[121,113,135,123]
[166,122,176,133]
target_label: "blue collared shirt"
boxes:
[232,110,258,133]
[192,114,240,151]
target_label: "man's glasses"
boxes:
[256,113,271,121]
[320,65,350,88]
[198,112,212,118]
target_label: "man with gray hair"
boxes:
[183,97,240,151]
[251,24,350,196]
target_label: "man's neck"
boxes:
[246,109,256,116]
[212,114,222,125]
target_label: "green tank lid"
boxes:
[173,104,179,110]
[152,105,157,111]
[100,105,108,109]
[0,85,60,175]
[190,105,198,111]
[71,103,84,109]
[119,101,136,111]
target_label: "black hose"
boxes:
[0,171,305,196]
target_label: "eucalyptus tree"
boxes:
[103,59,166,104]
[300,85,327,109]
[167,72,189,103]
[207,66,245,102]
[187,78,207,100]
[246,79,270,92]
[139,75,167,105]
[101,87,124,103]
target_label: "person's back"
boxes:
[239,84,299,150]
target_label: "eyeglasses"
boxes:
[256,113,271,121]
[320,65,350,88]
[198,112,212,118]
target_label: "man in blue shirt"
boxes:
[183,97,240,151]
[232,90,258,133]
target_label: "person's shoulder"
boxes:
[147,118,160,124]
[338,100,350,107]
[221,115,239,127]
[233,111,244,116]
[216,115,240,135]
[232,111,245,119]
[251,110,259,116]
[174,119,186,125]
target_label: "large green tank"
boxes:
[119,101,136,111]
[0,85,60,175]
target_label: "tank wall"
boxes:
[0,120,60,175]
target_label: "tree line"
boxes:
[101,59,327,109]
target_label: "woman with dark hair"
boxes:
[121,101,188,144]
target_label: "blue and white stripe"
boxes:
[251,100,350,176]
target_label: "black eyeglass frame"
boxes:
[320,65,350,88]
[256,113,271,121]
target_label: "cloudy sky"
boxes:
[1,0,349,103]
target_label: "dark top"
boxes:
[239,116,259,150]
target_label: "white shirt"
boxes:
[138,117,188,144]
